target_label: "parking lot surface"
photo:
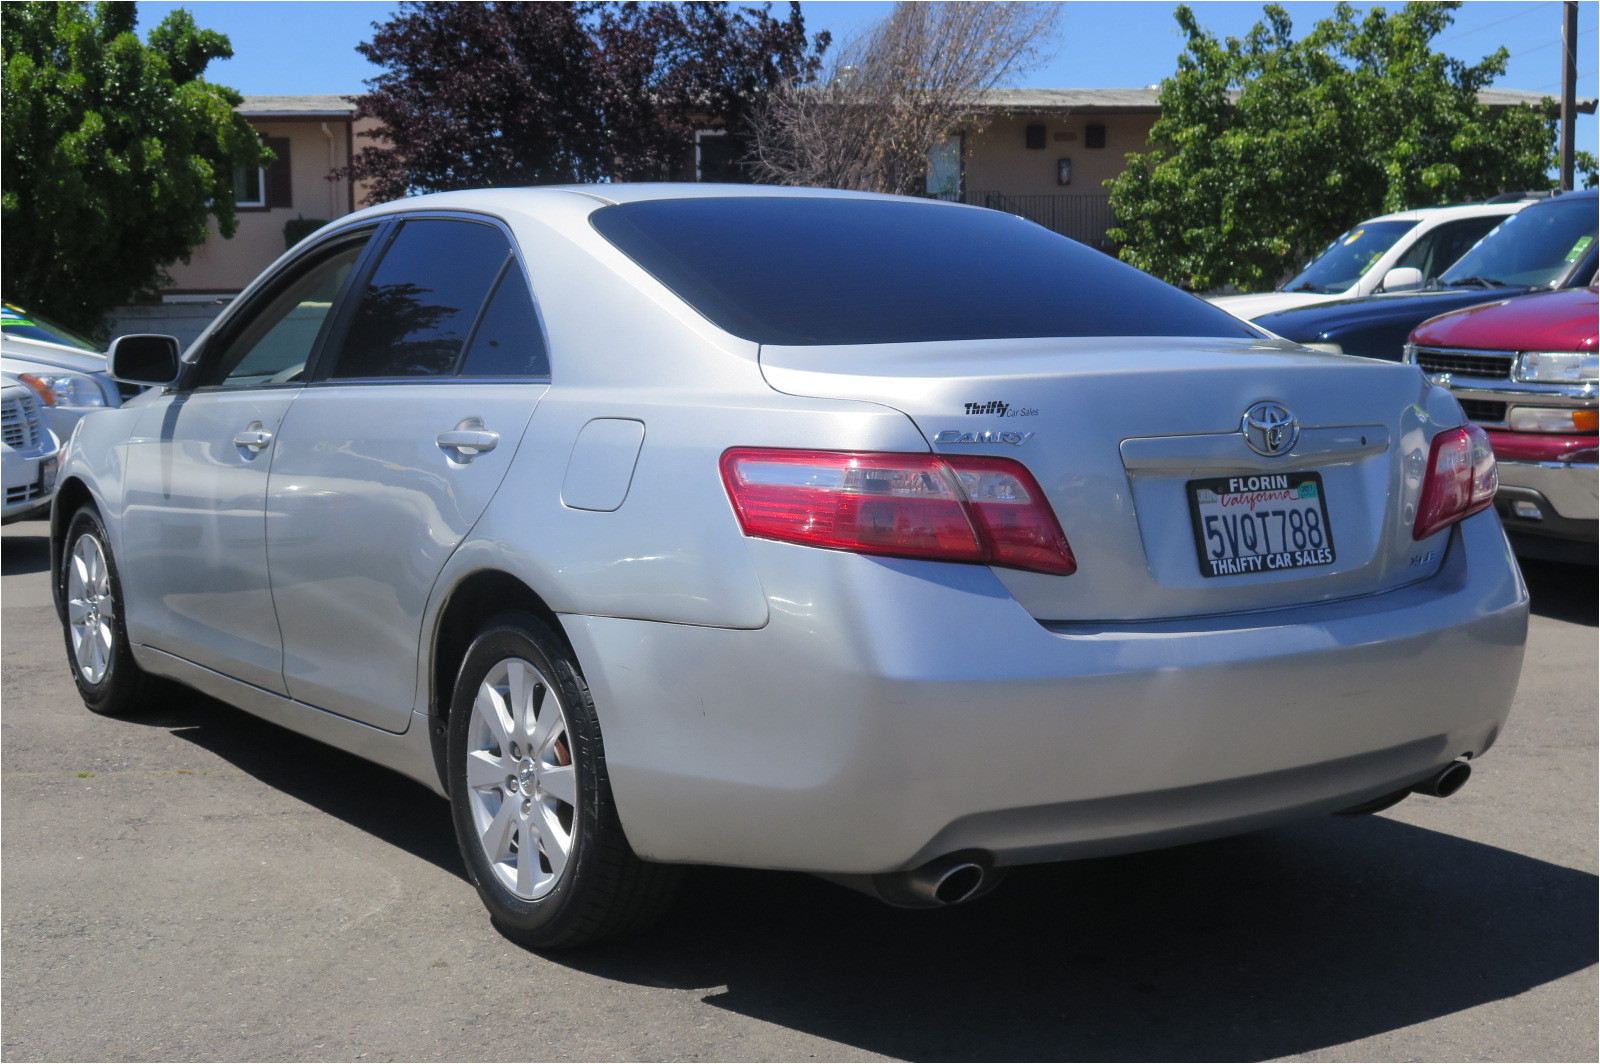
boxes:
[3,515,1595,1062]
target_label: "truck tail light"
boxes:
[720,448,1077,575]
[1414,424,1498,540]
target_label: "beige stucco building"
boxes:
[155,87,1588,300]
[162,95,380,297]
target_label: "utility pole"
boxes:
[1560,0,1577,191]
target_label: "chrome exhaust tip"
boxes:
[815,850,1003,908]
[1411,759,1472,798]
[905,854,987,906]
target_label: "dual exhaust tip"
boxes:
[829,761,1474,905]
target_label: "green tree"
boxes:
[2,1,262,334]
[1107,2,1576,292]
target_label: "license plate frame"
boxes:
[1187,471,1336,578]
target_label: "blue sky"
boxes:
[137,0,1597,160]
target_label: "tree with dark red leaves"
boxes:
[344,1,827,202]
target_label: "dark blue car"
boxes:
[1255,190,1598,361]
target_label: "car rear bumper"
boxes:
[567,511,1527,875]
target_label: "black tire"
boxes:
[447,611,681,949]
[58,506,167,717]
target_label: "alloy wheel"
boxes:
[464,656,577,900]
[65,533,115,685]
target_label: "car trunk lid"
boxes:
[760,336,1450,622]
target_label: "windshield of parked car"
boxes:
[0,303,103,351]
[1440,196,1598,289]
[1279,220,1418,294]
[591,197,1258,345]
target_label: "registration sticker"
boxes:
[1187,472,1336,578]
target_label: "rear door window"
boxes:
[325,219,514,379]
[460,264,549,377]
[1393,216,1506,282]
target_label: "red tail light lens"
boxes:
[1414,424,1498,540]
[720,448,1077,575]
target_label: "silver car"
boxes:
[2,305,129,441]
[52,185,1528,948]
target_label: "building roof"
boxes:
[235,88,1597,121]
[973,87,1597,115]
[238,95,357,117]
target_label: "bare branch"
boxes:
[749,2,1062,195]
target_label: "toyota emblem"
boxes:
[1241,401,1299,457]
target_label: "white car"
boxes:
[1210,198,1543,319]
[1,304,130,440]
[54,185,1527,948]
[2,375,61,523]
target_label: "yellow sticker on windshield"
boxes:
[1565,234,1594,263]
[1342,229,1365,245]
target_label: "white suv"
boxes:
[1210,197,1545,319]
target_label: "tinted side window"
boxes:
[327,219,510,379]
[1394,217,1503,280]
[196,236,368,389]
[460,266,549,377]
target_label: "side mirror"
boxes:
[1379,267,1424,293]
[108,334,182,386]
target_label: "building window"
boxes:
[927,136,962,200]
[234,160,266,207]
[236,136,293,209]
[695,129,749,182]
[1085,123,1107,150]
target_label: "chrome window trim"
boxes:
[302,376,552,388]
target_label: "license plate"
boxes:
[1187,472,1336,578]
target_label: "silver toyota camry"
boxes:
[52,185,1527,948]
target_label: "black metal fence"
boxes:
[955,191,1118,249]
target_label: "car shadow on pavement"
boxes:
[559,818,1596,1062]
[149,690,465,878]
[139,687,1594,1062]
[1520,558,1597,626]
[1,531,50,577]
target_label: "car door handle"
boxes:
[233,426,274,452]
[436,425,499,456]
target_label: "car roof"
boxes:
[336,183,972,230]
[1360,199,1534,226]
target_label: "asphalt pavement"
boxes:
[3,515,1595,1063]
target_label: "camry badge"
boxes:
[1241,401,1299,457]
[934,429,1034,446]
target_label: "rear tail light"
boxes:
[1414,424,1497,540]
[720,448,1077,575]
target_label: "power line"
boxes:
[1435,1,1558,45]
[1505,25,1596,61]
[1531,70,1599,92]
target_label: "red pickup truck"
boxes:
[1406,286,1597,563]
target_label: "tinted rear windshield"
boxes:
[591,197,1257,346]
